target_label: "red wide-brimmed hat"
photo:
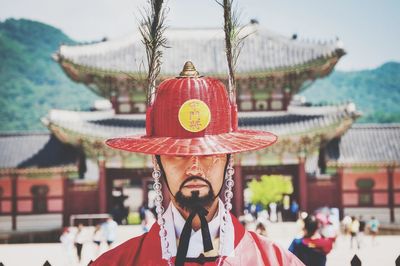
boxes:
[106,62,277,155]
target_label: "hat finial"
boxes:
[179,61,199,77]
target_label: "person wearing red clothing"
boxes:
[90,61,304,266]
[289,215,334,266]
[91,210,302,265]
[89,2,304,264]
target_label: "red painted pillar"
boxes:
[283,89,291,110]
[98,158,107,214]
[110,94,118,112]
[233,163,244,217]
[62,174,69,226]
[11,173,17,231]
[298,156,308,212]
[337,167,344,219]
[387,166,395,223]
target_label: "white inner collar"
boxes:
[172,202,220,241]
[161,199,235,259]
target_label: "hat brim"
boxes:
[105,130,277,156]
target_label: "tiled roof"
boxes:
[57,25,343,75]
[239,114,321,126]
[91,118,145,128]
[45,104,355,140]
[326,124,400,164]
[0,133,78,169]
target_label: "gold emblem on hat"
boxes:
[178,99,211,132]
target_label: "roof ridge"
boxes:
[0,131,50,137]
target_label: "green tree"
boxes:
[248,175,293,208]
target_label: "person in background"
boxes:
[143,205,156,232]
[92,223,103,258]
[290,200,300,221]
[283,195,291,220]
[368,216,380,245]
[102,216,118,249]
[74,223,86,263]
[295,212,307,237]
[358,216,366,248]
[342,215,352,236]
[350,216,360,249]
[320,218,338,244]
[255,222,268,237]
[289,215,334,266]
[60,227,75,265]
[139,203,149,232]
[269,202,278,222]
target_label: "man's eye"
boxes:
[170,156,186,161]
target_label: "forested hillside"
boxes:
[0,18,100,132]
[300,62,400,123]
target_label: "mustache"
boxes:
[175,176,215,212]
[179,176,211,190]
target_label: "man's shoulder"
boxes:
[248,231,305,266]
[90,233,147,265]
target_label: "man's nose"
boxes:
[185,156,205,177]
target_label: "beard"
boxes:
[175,176,215,213]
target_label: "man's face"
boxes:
[160,155,227,211]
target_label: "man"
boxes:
[358,215,366,248]
[350,216,360,249]
[91,62,304,265]
[290,200,300,221]
[102,216,118,249]
[368,216,380,245]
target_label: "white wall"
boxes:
[344,207,391,223]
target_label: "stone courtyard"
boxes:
[0,223,398,266]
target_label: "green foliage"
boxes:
[300,62,400,123]
[248,175,293,208]
[0,18,101,132]
[127,212,141,225]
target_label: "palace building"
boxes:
[1,23,398,231]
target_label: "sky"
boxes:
[1,0,400,71]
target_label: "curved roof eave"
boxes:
[44,105,357,159]
[55,26,345,78]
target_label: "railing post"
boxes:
[298,154,308,212]
[98,158,107,213]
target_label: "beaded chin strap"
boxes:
[217,155,234,265]
[152,156,173,265]
[151,155,235,266]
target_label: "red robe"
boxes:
[91,214,304,265]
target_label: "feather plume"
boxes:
[139,0,168,106]
[216,0,249,103]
